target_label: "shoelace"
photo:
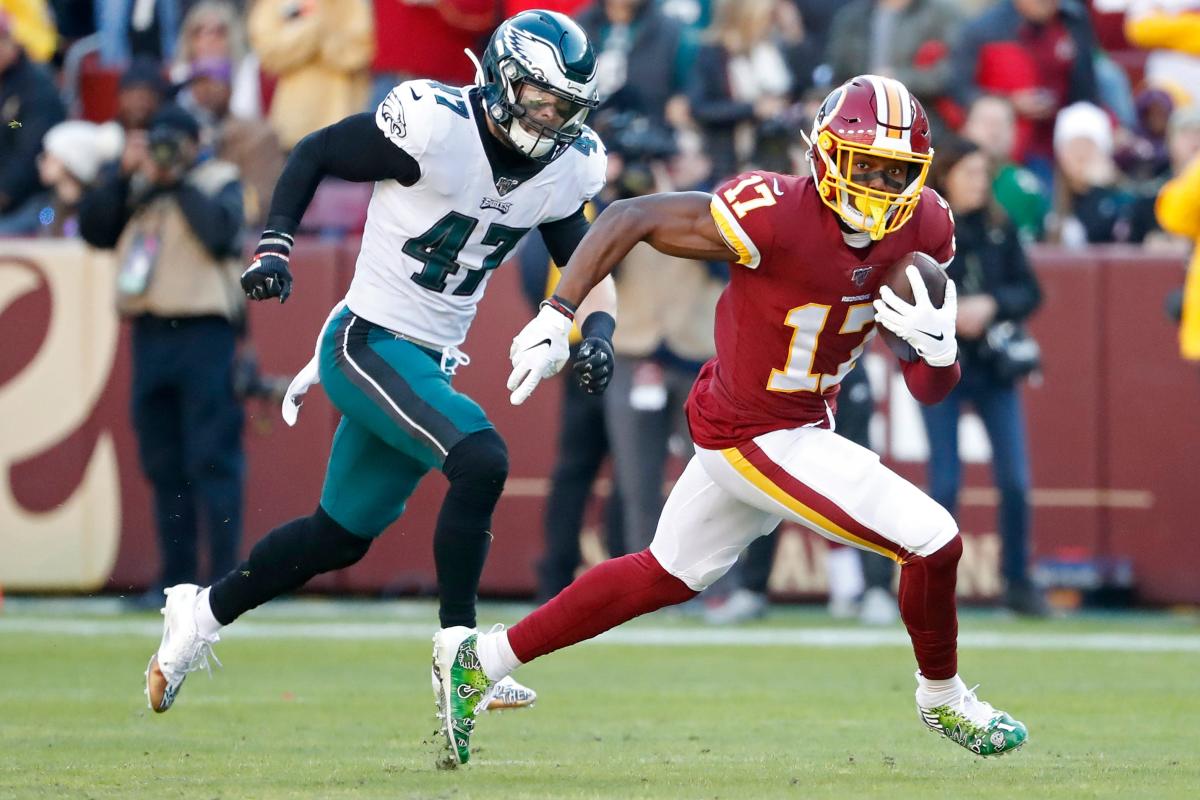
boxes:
[474,624,507,714]
[957,684,997,726]
[170,635,222,681]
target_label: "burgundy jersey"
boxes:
[687,171,956,450]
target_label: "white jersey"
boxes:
[344,79,607,348]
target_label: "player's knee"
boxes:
[249,507,371,573]
[312,506,372,569]
[443,429,509,494]
[921,532,963,571]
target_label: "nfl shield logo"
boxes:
[495,177,520,196]
[851,266,873,287]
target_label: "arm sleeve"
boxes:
[538,204,591,268]
[263,112,420,234]
[991,222,1042,322]
[77,167,133,249]
[901,359,960,405]
[708,172,780,269]
[177,179,245,259]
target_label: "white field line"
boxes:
[1,617,1199,653]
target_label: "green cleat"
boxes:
[918,683,1028,757]
[432,627,495,767]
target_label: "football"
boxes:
[875,251,949,362]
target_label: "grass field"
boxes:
[2,599,1198,799]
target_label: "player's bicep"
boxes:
[630,192,738,261]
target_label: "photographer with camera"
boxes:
[593,111,728,557]
[920,136,1045,617]
[79,104,246,605]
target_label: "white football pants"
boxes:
[648,426,958,591]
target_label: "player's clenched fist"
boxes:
[573,337,613,395]
[508,297,574,405]
[242,230,295,303]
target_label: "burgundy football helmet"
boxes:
[804,75,934,240]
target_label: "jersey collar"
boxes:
[468,88,549,196]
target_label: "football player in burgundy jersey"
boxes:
[453,75,1027,761]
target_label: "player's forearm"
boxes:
[576,274,618,327]
[553,199,652,306]
[901,359,960,405]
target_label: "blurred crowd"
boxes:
[3,0,1199,615]
[2,0,1198,244]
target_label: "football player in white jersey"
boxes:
[143,11,616,761]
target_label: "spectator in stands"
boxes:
[949,0,1099,184]
[248,0,374,149]
[171,1,261,121]
[1,0,57,61]
[116,56,169,132]
[1049,101,1133,246]
[961,94,1050,242]
[790,0,844,58]
[1125,0,1200,108]
[77,104,246,605]
[576,0,691,127]
[1116,87,1175,183]
[825,0,963,136]
[48,0,96,46]
[1118,93,1195,246]
[36,120,125,236]
[687,0,816,181]
[1159,108,1200,361]
[96,0,182,65]
[0,10,65,233]
[182,57,283,225]
[370,1,495,107]
[921,136,1045,617]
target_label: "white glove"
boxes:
[873,265,959,367]
[507,302,574,405]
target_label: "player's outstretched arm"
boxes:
[241,113,421,303]
[553,192,737,307]
[507,192,736,404]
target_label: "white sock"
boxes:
[915,671,966,708]
[194,587,223,639]
[475,629,522,682]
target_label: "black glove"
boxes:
[573,338,614,395]
[241,230,294,302]
[573,310,616,395]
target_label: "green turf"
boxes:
[1,604,1198,799]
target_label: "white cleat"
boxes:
[144,584,220,713]
[429,626,537,713]
[483,675,537,711]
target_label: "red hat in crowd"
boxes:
[975,42,1040,93]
